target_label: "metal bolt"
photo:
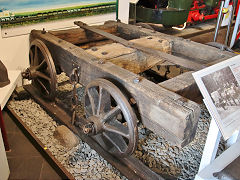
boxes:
[42,28,46,34]
[130,98,137,105]
[83,123,94,135]
[92,47,98,51]
[98,59,105,64]
[101,51,108,55]
[133,77,140,84]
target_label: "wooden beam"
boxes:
[85,36,171,74]
[159,71,202,103]
[115,22,234,64]
[49,23,118,45]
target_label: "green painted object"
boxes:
[130,0,194,26]
[205,0,219,7]
[168,0,193,10]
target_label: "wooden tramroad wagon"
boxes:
[22,20,234,158]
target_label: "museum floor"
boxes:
[3,110,63,180]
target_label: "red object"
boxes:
[187,0,220,24]
[236,0,240,15]
[0,106,10,151]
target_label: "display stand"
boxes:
[0,70,21,108]
[230,1,240,48]
[195,99,240,180]
[0,70,21,151]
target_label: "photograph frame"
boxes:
[193,55,240,140]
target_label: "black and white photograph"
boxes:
[193,55,240,140]
[202,66,240,122]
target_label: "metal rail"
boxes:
[23,84,165,180]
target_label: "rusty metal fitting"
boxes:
[42,28,46,34]
[83,122,95,135]
[129,98,137,105]
[22,68,31,80]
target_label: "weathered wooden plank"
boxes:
[131,36,171,53]
[159,71,202,103]
[114,21,235,64]
[30,29,201,147]
[150,64,188,79]
[79,39,114,49]
[7,105,75,180]
[49,23,117,45]
[75,21,205,71]
[85,36,170,74]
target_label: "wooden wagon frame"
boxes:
[22,20,234,157]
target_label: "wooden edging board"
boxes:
[6,105,75,179]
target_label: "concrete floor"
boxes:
[2,109,63,180]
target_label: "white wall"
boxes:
[0,13,116,71]
[0,0,130,72]
[118,0,130,23]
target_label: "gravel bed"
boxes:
[135,107,210,179]
[9,99,127,180]
[9,73,127,180]
[9,73,226,180]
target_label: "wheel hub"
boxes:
[83,115,105,135]
[22,66,38,80]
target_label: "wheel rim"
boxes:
[29,39,57,100]
[84,78,138,157]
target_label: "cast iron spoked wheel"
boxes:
[84,78,138,157]
[29,39,57,100]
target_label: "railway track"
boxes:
[8,84,164,180]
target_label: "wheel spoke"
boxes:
[36,78,50,95]
[87,88,98,115]
[96,86,103,115]
[34,46,38,64]
[102,105,121,123]
[96,86,111,115]
[36,60,47,70]
[103,121,129,139]
[35,71,51,82]
[103,132,127,153]
[29,49,34,66]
